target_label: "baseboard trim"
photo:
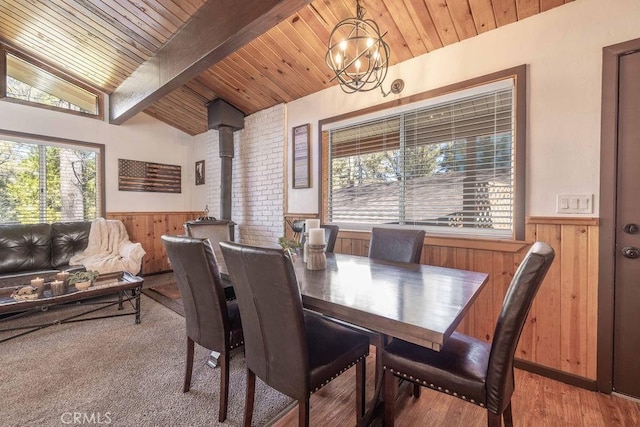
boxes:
[514,359,598,391]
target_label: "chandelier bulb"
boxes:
[355,59,361,70]
[339,40,347,51]
[366,38,374,48]
[335,53,342,65]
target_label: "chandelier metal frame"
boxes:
[325,0,390,94]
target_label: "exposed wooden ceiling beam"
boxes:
[109,0,311,125]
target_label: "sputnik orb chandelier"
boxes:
[325,0,391,95]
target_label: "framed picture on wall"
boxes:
[195,160,205,185]
[292,124,310,189]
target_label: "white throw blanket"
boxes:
[70,218,146,275]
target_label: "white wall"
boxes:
[286,0,640,216]
[0,101,196,213]
[194,104,286,246]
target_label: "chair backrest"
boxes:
[184,219,233,274]
[291,219,305,242]
[161,235,231,351]
[322,224,339,253]
[220,241,309,400]
[368,227,426,263]
[485,241,555,413]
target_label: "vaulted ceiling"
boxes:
[0,0,573,136]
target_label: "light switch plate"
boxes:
[556,194,593,214]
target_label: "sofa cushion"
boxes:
[0,223,52,274]
[51,222,91,268]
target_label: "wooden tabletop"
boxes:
[294,253,489,351]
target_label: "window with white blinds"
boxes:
[0,134,103,224]
[325,75,522,239]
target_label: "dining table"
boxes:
[218,249,489,424]
[293,252,489,352]
[292,252,489,426]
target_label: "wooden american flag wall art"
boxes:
[118,159,181,193]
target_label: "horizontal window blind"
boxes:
[0,138,99,224]
[327,82,515,238]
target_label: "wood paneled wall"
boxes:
[333,217,599,380]
[112,212,598,380]
[107,211,201,275]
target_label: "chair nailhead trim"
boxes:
[230,341,244,350]
[387,368,486,408]
[311,354,367,394]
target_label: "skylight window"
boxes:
[2,48,101,117]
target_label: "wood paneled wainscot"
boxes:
[334,217,599,383]
[107,212,201,275]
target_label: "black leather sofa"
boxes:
[0,222,91,288]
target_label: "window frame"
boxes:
[319,65,527,241]
[0,129,106,223]
[0,44,104,120]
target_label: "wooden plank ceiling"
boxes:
[0,0,573,136]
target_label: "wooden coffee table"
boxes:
[0,271,143,343]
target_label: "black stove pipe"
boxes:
[218,126,234,222]
[207,99,245,226]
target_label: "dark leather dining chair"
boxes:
[368,227,426,263]
[219,241,369,427]
[184,218,234,275]
[161,235,243,423]
[321,224,339,253]
[382,241,555,427]
[368,226,426,387]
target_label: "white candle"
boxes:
[309,228,324,245]
[30,277,44,288]
[51,280,65,296]
[305,219,320,231]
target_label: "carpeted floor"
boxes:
[0,293,293,426]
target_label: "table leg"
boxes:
[134,286,141,324]
[118,291,124,310]
[358,333,388,427]
[359,361,385,427]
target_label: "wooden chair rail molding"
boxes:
[325,216,600,383]
[107,212,202,275]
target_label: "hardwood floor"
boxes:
[147,278,640,426]
[273,348,640,426]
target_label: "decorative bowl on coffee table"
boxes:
[74,281,92,291]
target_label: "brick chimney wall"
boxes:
[203,103,285,247]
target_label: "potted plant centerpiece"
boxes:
[69,270,99,290]
[278,237,301,260]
